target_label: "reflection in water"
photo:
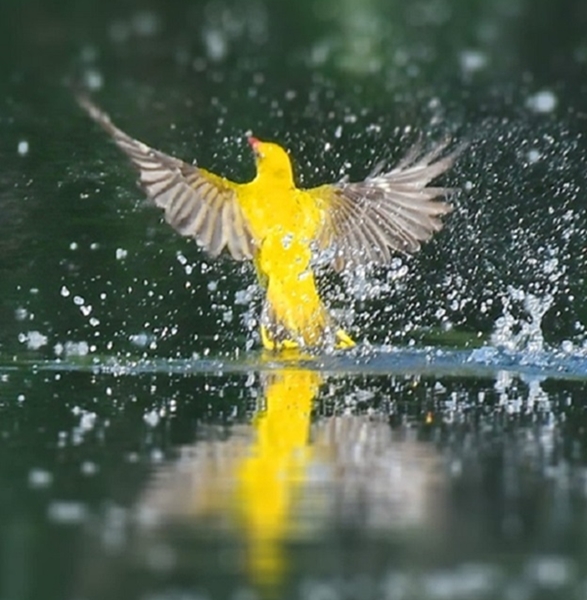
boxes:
[8,365,587,600]
[137,357,445,596]
[235,366,319,590]
[140,359,322,594]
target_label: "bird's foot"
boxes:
[335,329,355,349]
[260,325,355,352]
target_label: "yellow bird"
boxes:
[76,95,458,351]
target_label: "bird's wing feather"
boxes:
[76,94,255,261]
[311,138,461,271]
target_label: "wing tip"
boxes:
[73,88,112,128]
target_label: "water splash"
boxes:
[491,286,554,353]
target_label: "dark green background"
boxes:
[2,0,587,358]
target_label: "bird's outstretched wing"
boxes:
[76,94,255,261]
[312,139,461,271]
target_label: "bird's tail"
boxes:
[260,275,354,352]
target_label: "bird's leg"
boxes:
[334,329,355,349]
[260,324,301,351]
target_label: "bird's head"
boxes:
[248,136,294,187]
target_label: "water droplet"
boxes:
[17,140,29,156]
[526,90,558,113]
[28,468,53,489]
[47,501,88,524]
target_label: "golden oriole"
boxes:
[76,94,458,351]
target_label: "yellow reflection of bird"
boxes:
[77,94,458,350]
[235,361,321,592]
[235,356,322,589]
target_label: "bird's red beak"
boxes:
[247,136,260,149]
